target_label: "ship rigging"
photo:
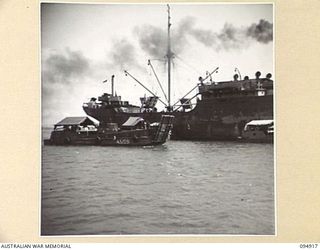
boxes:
[82,4,274,141]
[124,4,177,112]
[123,4,210,112]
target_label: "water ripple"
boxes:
[41,134,274,235]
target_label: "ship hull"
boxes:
[83,95,273,141]
[44,115,174,146]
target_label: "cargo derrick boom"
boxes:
[82,5,273,141]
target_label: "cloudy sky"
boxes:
[41,3,273,126]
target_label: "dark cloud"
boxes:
[42,48,91,85]
[246,19,273,43]
[216,23,248,51]
[134,25,167,59]
[41,48,94,117]
[134,17,273,57]
[107,38,144,71]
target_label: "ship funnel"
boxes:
[111,75,115,96]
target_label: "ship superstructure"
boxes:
[82,5,273,141]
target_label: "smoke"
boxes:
[134,17,273,57]
[134,25,167,59]
[107,38,144,71]
[42,48,91,85]
[216,23,249,50]
[246,19,273,43]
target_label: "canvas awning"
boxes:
[122,117,144,127]
[55,116,95,126]
[246,120,273,126]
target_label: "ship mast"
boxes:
[166,4,172,111]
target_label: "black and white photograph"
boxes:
[41,3,274,235]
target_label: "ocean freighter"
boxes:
[82,5,273,141]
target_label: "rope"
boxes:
[175,55,203,75]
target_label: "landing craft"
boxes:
[44,115,174,146]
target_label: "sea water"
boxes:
[41,128,274,235]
